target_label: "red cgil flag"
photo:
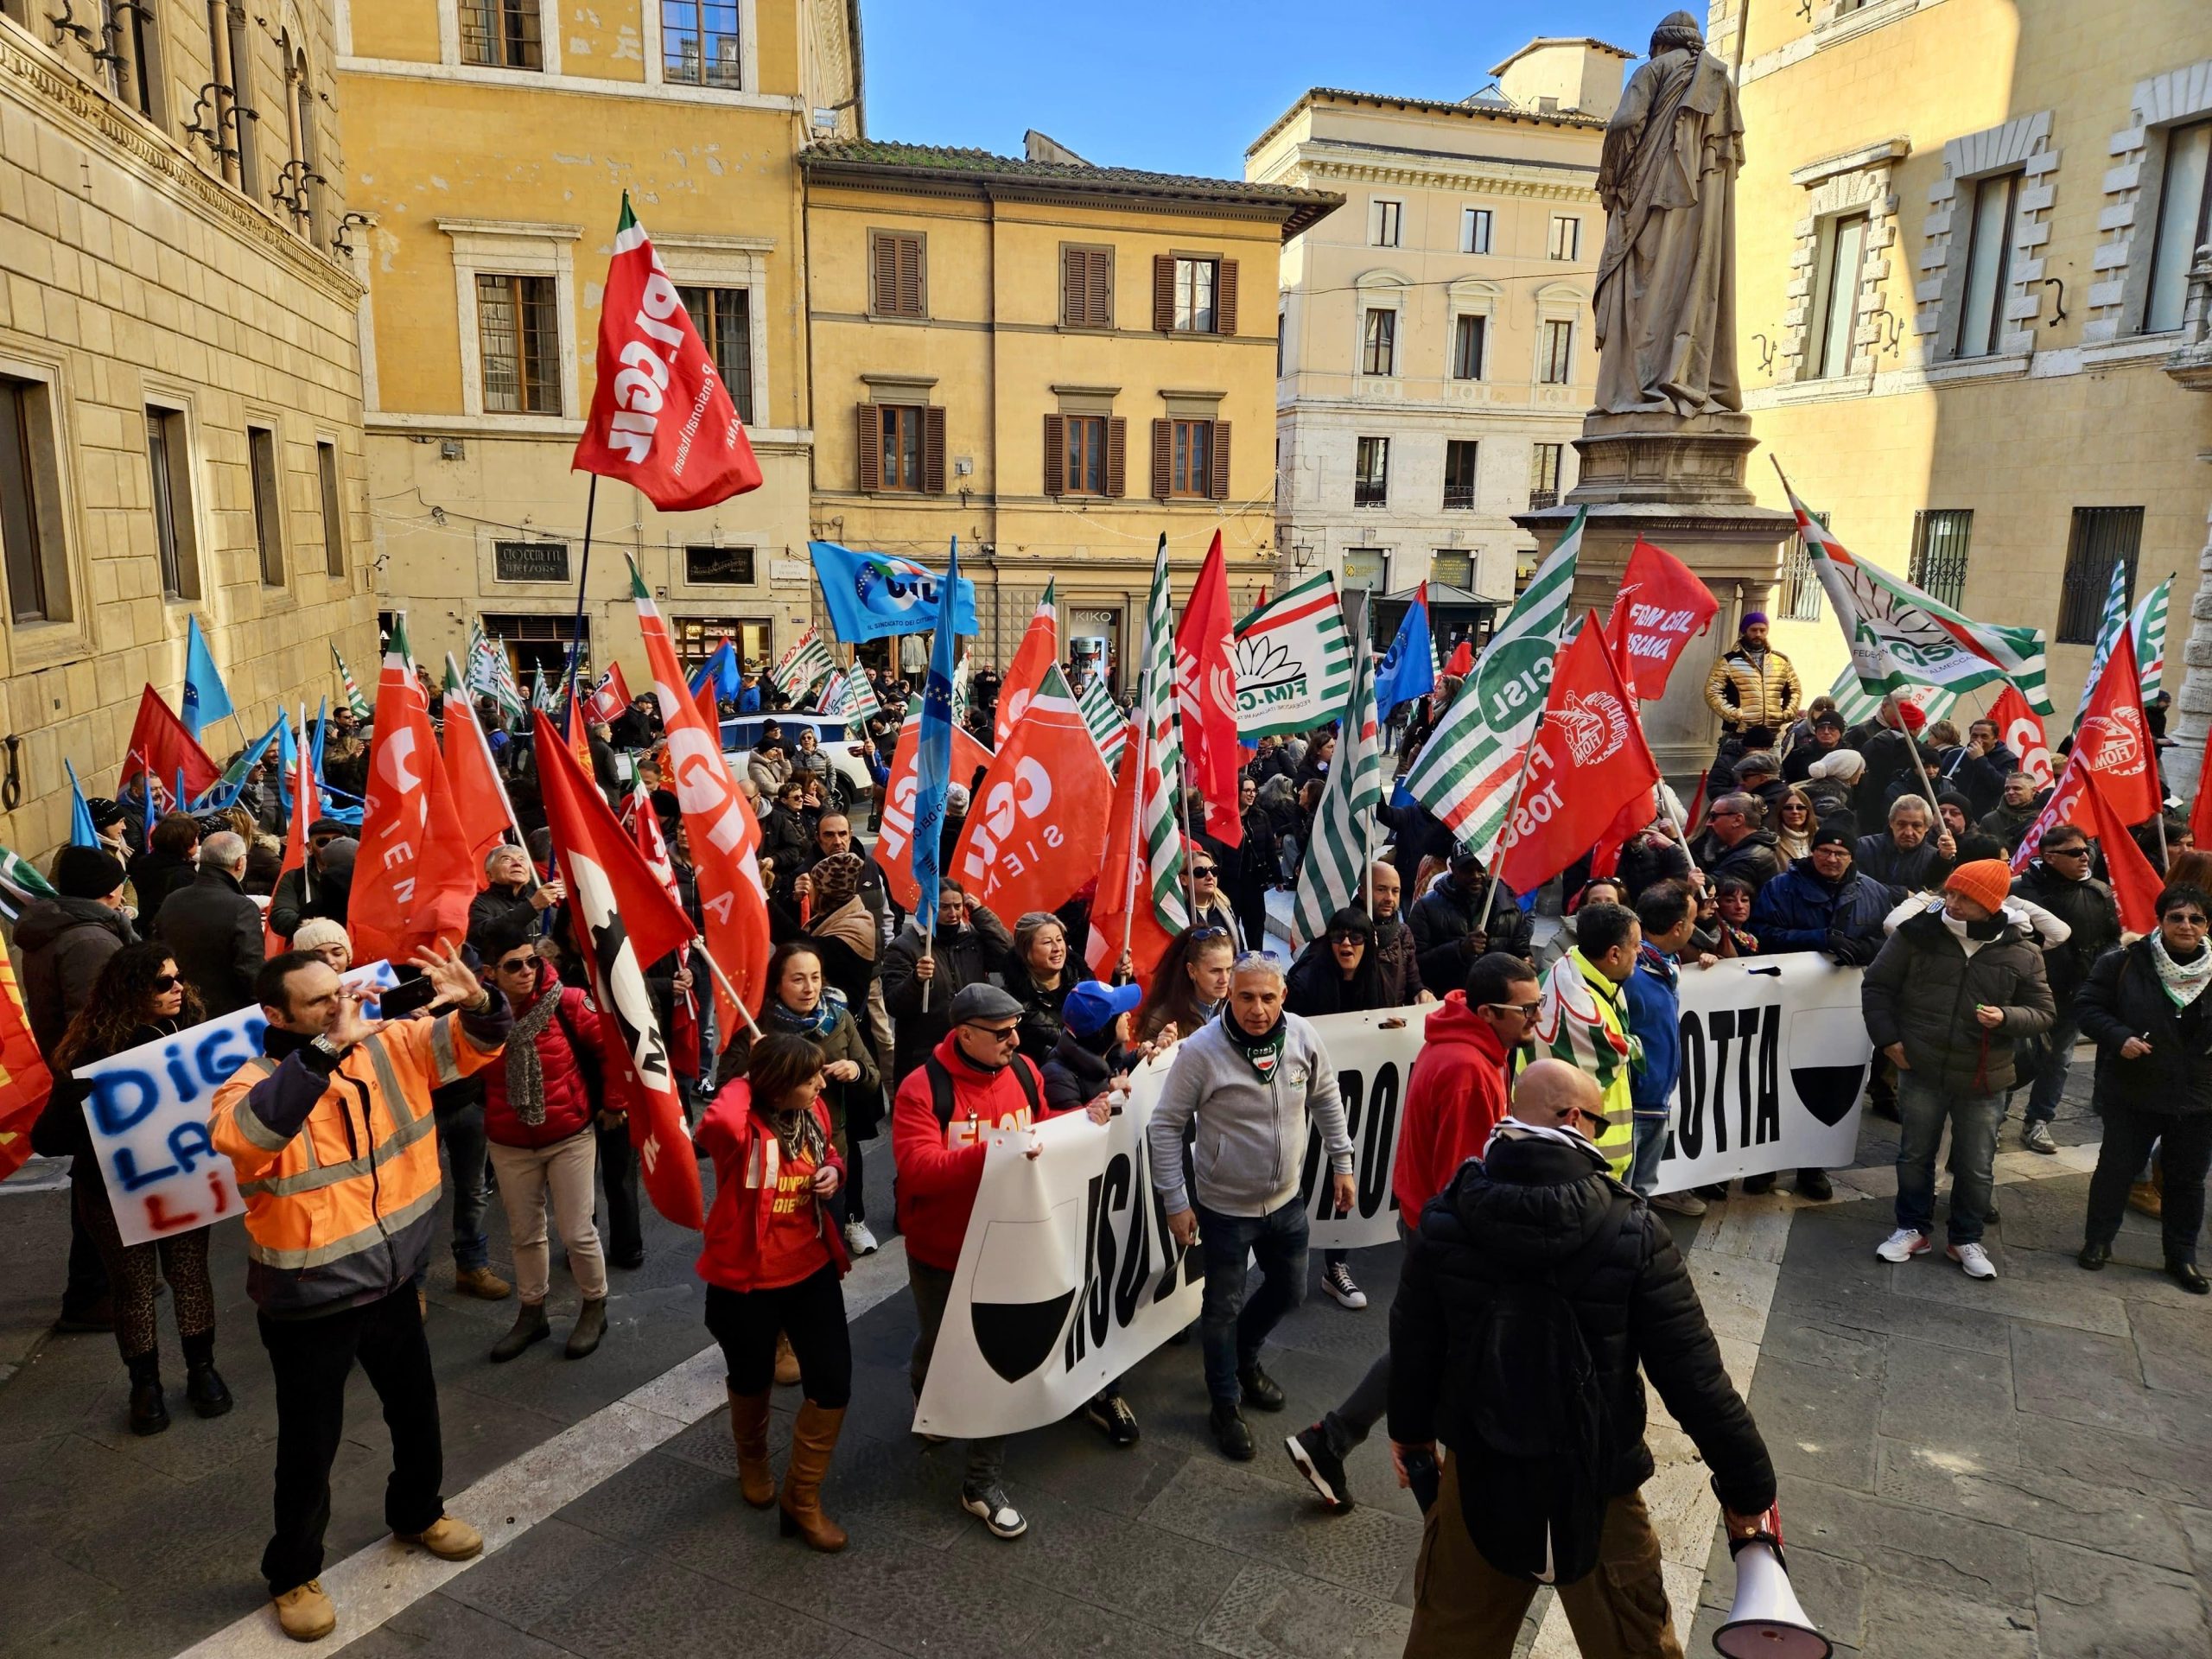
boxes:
[572,194,761,510]
[873,711,994,912]
[442,654,518,882]
[0,954,54,1183]
[2073,626,2163,827]
[1991,684,2055,791]
[1496,613,1661,895]
[117,684,219,813]
[626,556,771,1033]
[532,709,705,1229]
[2078,761,2164,934]
[1441,639,1475,679]
[995,582,1059,749]
[267,709,321,957]
[586,661,632,726]
[351,618,476,964]
[1086,729,1180,988]
[1601,537,1718,702]
[1174,531,1244,847]
[953,664,1112,921]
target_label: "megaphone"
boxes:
[1714,1502,1831,1658]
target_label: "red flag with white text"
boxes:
[873,712,995,912]
[954,665,1111,920]
[2072,627,2162,826]
[1174,531,1244,846]
[351,620,476,964]
[532,710,705,1229]
[1991,684,2054,790]
[2079,762,2164,934]
[571,195,761,510]
[1496,613,1661,894]
[1603,537,1718,701]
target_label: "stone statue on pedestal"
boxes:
[1592,12,1746,420]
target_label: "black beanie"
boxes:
[54,845,127,899]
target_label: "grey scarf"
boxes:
[504,976,565,1126]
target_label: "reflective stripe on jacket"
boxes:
[211,1003,510,1315]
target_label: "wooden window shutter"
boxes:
[1043,414,1065,495]
[1150,418,1172,499]
[1061,249,1084,327]
[1106,417,1127,497]
[899,235,925,317]
[1216,260,1239,336]
[1090,250,1113,327]
[1153,254,1176,332]
[856,404,880,490]
[1209,420,1231,500]
[923,404,947,493]
[871,234,896,315]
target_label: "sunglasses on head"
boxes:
[1188,925,1230,941]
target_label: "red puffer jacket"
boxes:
[482,963,607,1148]
[891,1031,1059,1273]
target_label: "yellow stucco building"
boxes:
[1712,0,2212,766]
[340,1,861,687]
[1,1,378,861]
[801,134,1338,683]
[1248,41,1622,639]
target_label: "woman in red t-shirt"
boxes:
[695,1032,853,1551]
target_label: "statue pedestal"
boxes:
[1516,413,1798,783]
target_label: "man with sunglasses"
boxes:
[1287,952,1536,1513]
[892,983,1063,1541]
[2008,826,2119,1154]
[267,819,357,944]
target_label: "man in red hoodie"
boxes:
[1285,951,1540,1513]
[893,982,1065,1542]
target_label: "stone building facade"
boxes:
[0,1,377,862]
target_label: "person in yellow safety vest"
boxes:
[1529,903,1641,1180]
[210,942,512,1644]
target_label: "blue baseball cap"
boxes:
[1064,980,1143,1039]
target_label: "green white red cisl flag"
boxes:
[349,617,475,965]
[626,556,772,1031]
[531,710,706,1229]
[571,194,762,510]
[1495,613,1660,894]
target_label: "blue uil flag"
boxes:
[809,542,980,643]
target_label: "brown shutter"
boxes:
[1209,420,1231,501]
[1153,254,1175,332]
[1090,250,1113,327]
[1216,260,1238,336]
[871,234,895,315]
[1151,418,1172,499]
[1106,416,1127,497]
[1061,249,1084,327]
[1043,414,1065,495]
[856,404,880,491]
[898,235,925,317]
[923,404,946,493]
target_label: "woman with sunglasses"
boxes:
[1007,912,1077,1065]
[1773,786,1817,862]
[1186,857,1243,950]
[38,943,229,1433]
[2075,882,2212,1293]
[696,1032,854,1548]
[1139,925,1238,1044]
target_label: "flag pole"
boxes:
[564,474,601,711]
[692,935,764,1043]
[1480,726,1543,931]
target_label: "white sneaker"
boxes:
[1649,1190,1708,1217]
[1948,1242,1997,1280]
[1876,1228,1931,1263]
[843,1219,879,1256]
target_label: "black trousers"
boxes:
[596,1116,644,1262]
[60,1156,111,1319]
[2087,1106,2212,1266]
[256,1287,444,1596]
[703,1268,852,1408]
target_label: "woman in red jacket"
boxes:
[695,1031,852,1552]
[480,929,611,1363]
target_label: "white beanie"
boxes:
[1808,749,1866,785]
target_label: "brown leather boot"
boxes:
[778,1402,848,1552]
[773,1331,801,1387]
[728,1386,775,1509]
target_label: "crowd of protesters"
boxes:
[16,626,2212,1655]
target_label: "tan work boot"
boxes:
[394,1515,483,1560]
[2130,1176,2164,1218]
[779,1402,848,1552]
[454,1266,512,1300]
[774,1331,801,1387]
[728,1385,775,1508]
[273,1580,336,1642]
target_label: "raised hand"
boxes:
[409,938,489,1012]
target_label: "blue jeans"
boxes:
[2018,1012,2077,1126]
[1628,1109,1669,1198]
[1896,1074,2001,1245]
[1195,1195,1309,1406]
[433,1093,491,1272]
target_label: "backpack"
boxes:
[1454,1192,1634,1585]
[922,1052,1040,1130]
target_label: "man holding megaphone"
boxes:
[1388,1059,1784,1657]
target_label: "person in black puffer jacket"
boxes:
[1388,1060,1775,1653]
[2075,882,2212,1293]
[1408,851,1535,986]
[1853,793,1954,897]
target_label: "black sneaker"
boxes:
[1285,1423,1351,1510]
[1237,1363,1286,1412]
[1084,1391,1141,1446]
[1741,1173,1776,1196]
[1322,1261,1368,1310]
[1796,1169,1834,1202]
[961,1484,1028,1539]
[1210,1402,1255,1461]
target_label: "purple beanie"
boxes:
[1741,611,1770,628]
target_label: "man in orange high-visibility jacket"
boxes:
[211,942,511,1644]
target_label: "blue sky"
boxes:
[860,2,1656,178]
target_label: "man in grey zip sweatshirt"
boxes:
[1149,953,1355,1460]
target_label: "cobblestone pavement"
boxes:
[2,1051,2207,1659]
